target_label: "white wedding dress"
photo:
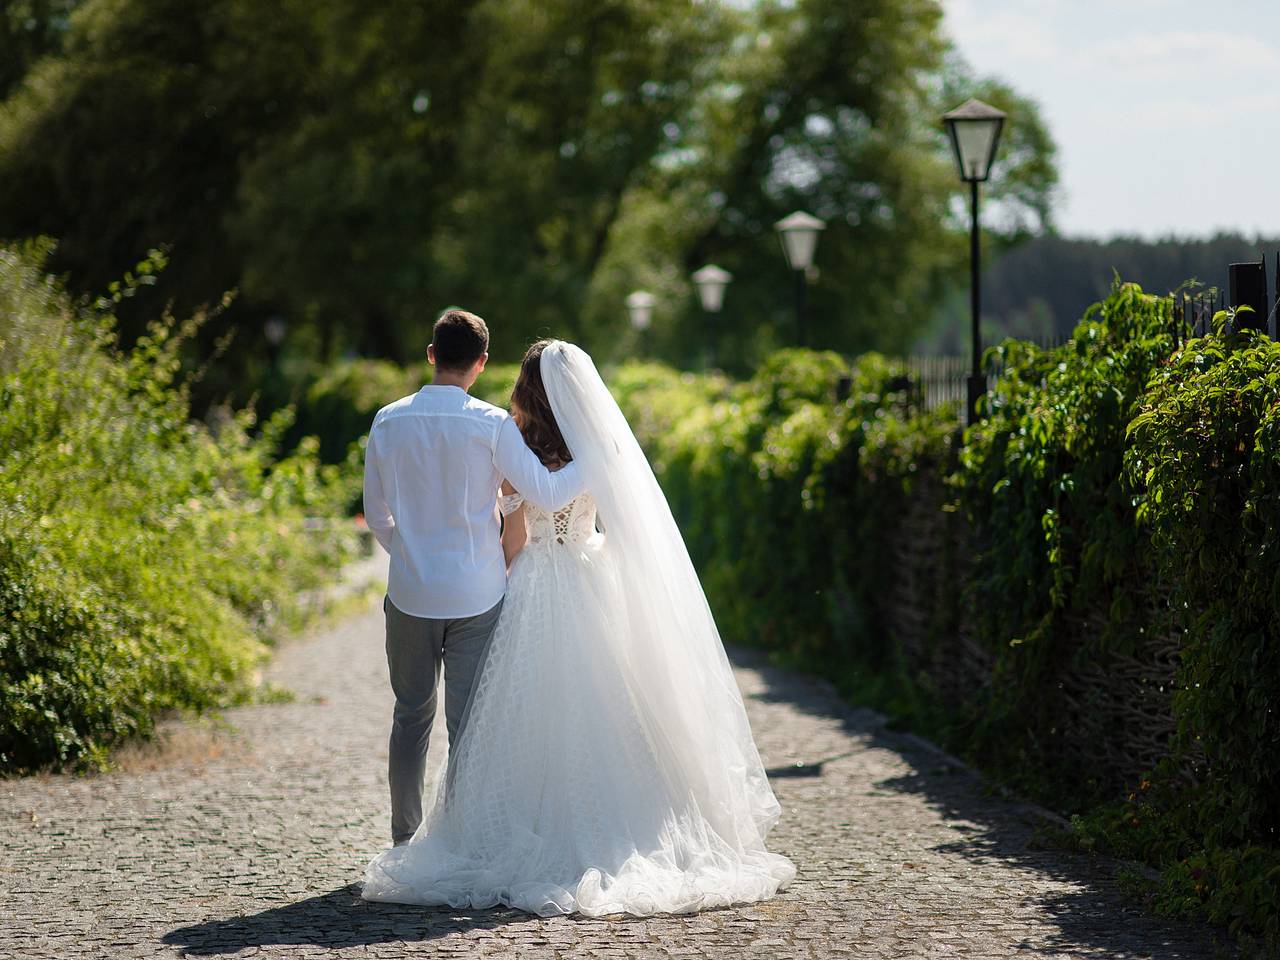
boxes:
[361,343,794,917]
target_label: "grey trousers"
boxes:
[383,594,503,845]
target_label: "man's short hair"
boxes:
[432,309,489,371]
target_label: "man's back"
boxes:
[363,385,508,619]
[368,311,587,848]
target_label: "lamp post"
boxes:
[774,211,825,346]
[625,290,656,349]
[691,264,732,367]
[264,315,287,347]
[942,98,1006,426]
[263,314,287,372]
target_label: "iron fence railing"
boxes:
[1166,251,1277,344]
[895,252,1280,420]
[899,332,1067,416]
[902,354,985,413]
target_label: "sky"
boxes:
[941,0,1280,239]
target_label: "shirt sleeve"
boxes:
[493,416,586,512]
[362,426,395,554]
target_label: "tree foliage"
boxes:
[0,1,81,98]
[0,242,358,772]
[0,0,1057,394]
[614,285,1280,947]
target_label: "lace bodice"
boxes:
[503,491,599,547]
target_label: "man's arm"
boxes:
[493,416,585,511]
[362,427,395,553]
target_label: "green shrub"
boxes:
[616,348,931,677]
[0,244,357,772]
[1127,323,1280,849]
[952,283,1180,807]
[1115,319,1280,949]
[615,286,1278,947]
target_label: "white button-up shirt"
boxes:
[362,384,584,619]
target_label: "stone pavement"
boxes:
[1,561,1237,959]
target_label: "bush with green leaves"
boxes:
[948,290,1280,947]
[949,283,1181,806]
[1118,318,1280,944]
[614,286,1279,947]
[616,348,941,679]
[0,244,357,772]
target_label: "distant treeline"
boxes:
[917,233,1280,352]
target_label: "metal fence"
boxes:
[1174,288,1222,342]
[1168,251,1277,344]
[899,332,1068,415]
[900,354,983,412]
[896,252,1280,419]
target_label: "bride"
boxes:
[361,339,794,917]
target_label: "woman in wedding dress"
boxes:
[361,339,794,917]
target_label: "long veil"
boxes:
[540,341,786,854]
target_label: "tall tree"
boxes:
[0,0,1058,388]
[0,1,81,98]
[583,1,1058,367]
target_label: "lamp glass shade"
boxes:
[773,211,825,271]
[625,290,656,331]
[263,316,287,345]
[942,99,1006,182]
[691,264,732,313]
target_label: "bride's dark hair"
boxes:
[511,340,572,467]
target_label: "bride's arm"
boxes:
[500,480,527,567]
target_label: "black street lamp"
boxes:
[942,98,1006,426]
[774,211,825,346]
[691,264,732,367]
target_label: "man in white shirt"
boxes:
[363,309,584,845]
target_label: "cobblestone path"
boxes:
[2,563,1236,959]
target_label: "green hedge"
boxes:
[0,244,358,772]
[1115,319,1280,939]
[616,285,1279,948]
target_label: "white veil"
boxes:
[540,341,783,850]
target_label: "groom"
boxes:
[362,309,584,845]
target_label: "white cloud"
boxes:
[941,1,1060,63]
[1088,30,1280,75]
[939,0,1280,235]
[1097,90,1280,129]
